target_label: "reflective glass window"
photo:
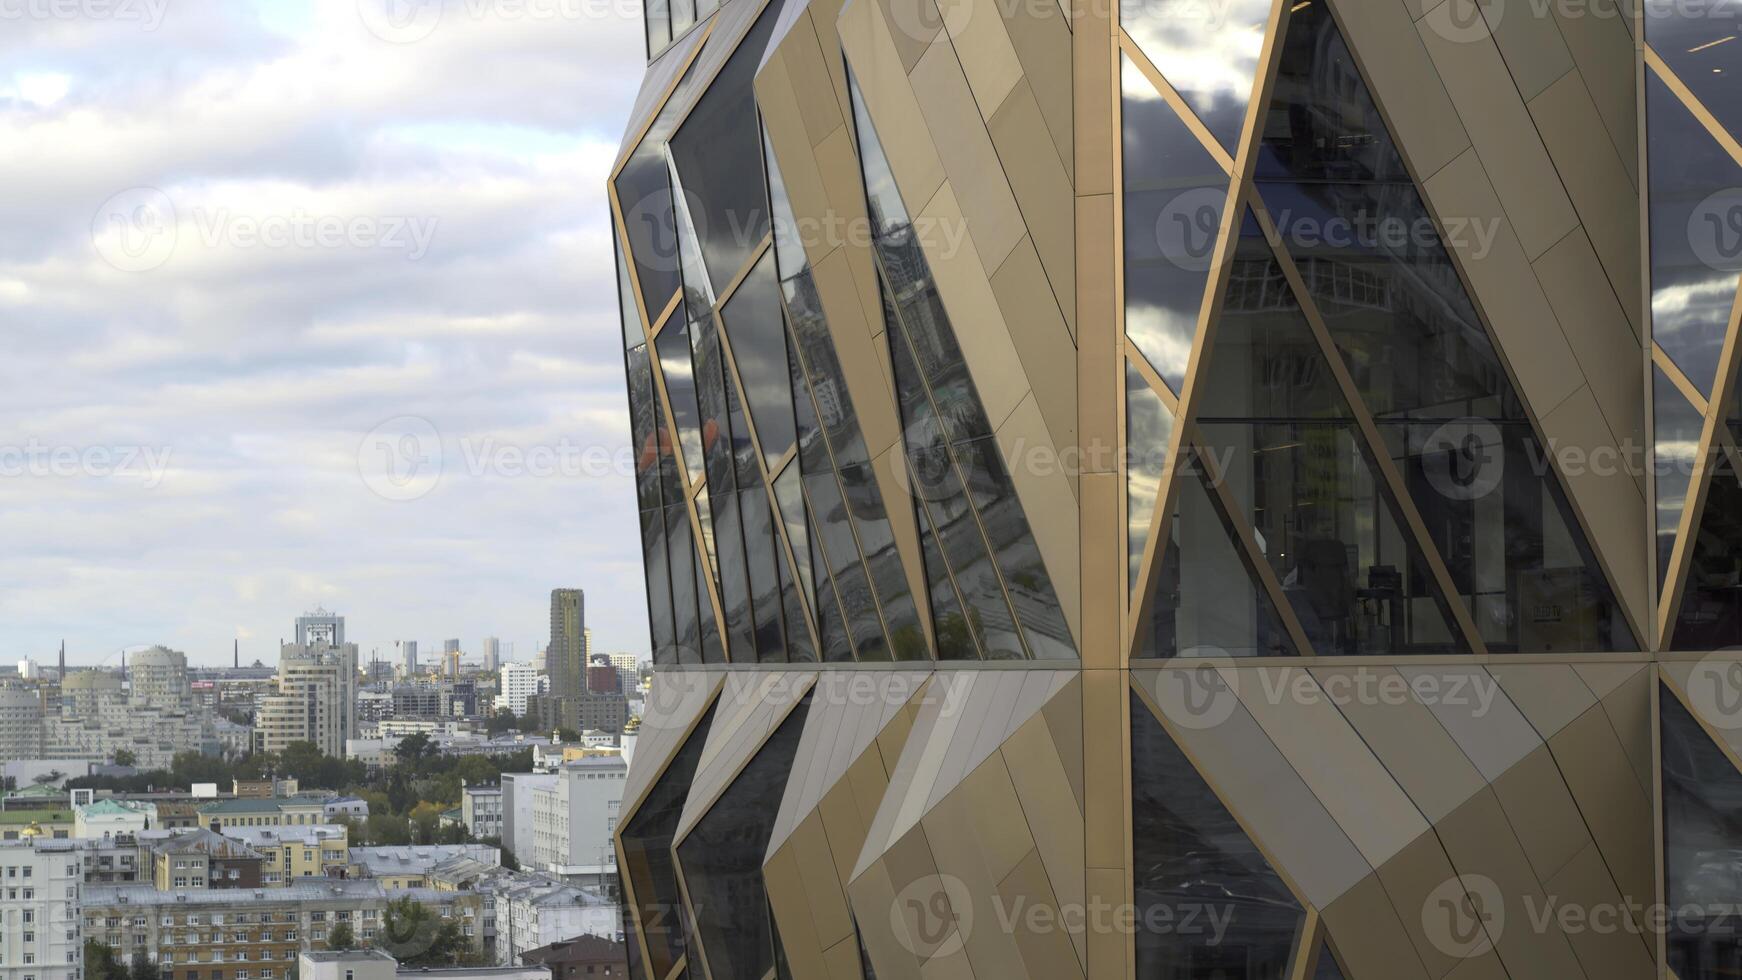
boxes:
[627,345,667,513]
[645,0,672,60]
[678,696,811,980]
[621,701,716,978]
[1662,685,1742,977]
[670,0,695,38]
[656,320,706,485]
[740,483,788,663]
[1126,362,1175,595]
[618,238,646,351]
[666,503,702,664]
[719,251,799,469]
[641,506,678,664]
[957,438,1075,659]
[1121,53,1227,393]
[1313,945,1348,980]
[668,0,788,289]
[806,467,892,660]
[1131,691,1302,976]
[1119,0,1270,152]
[693,545,726,663]
[1671,448,1742,649]
[690,315,739,506]
[1656,365,1704,588]
[1646,0,1742,140]
[1258,0,1407,183]
[776,538,816,662]
[713,489,757,660]
[1648,71,1742,396]
[772,462,813,612]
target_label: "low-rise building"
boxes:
[519,936,629,979]
[461,784,503,840]
[298,950,550,980]
[347,845,500,889]
[0,838,82,980]
[0,811,71,841]
[73,798,156,839]
[491,874,618,967]
[215,825,349,885]
[150,829,265,890]
[197,796,329,830]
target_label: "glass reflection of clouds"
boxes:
[1121,0,1272,152]
[1647,0,1742,138]
[1125,362,1174,595]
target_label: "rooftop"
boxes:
[84,881,467,908]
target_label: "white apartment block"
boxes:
[0,688,42,762]
[0,839,82,980]
[461,785,503,841]
[491,875,617,967]
[493,663,546,717]
[521,758,625,875]
[42,699,216,770]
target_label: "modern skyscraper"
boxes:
[257,642,357,757]
[547,589,585,698]
[294,607,344,648]
[400,640,417,678]
[482,636,501,673]
[609,0,1738,977]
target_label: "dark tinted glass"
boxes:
[776,538,816,662]
[841,459,926,659]
[1135,452,1297,658]
[720,252,799,469]
[1313,945,1348,980]
[1648,71,1742,396]
[668,0,788,288]
[958,438,1076,659]
[626,345,667,513]
[678,696,811,980]
[690,315,739,501]
[618,238,646,351]
[1126,362,1175,594]
[914,494,981,660]
[740,483,788,663]
[713,489,757,660]
[621,701,716,978]
[772,462,813,613]
[1656,365,1704,588]
[1258,1,1408,182]
[1662,685,1742,977]
[1119,0,1270,152]
[656,321,707,485]
[1131,691,1303,976]
[641,506,678,664]
[1254,179,1636,651]
[1671,449,1742,649]
[666,502,702,664]
[1195,224,1465,654]
[809,509,856,663]
[1121,53,1227,392]
[693,545,726,663]
[1646,0,1742,141]
[806,468,892,661]
[615,69,687,314]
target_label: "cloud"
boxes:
[0,0,652,666]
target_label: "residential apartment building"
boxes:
[150,830,264,890]
[215,826,349,886]
[197,798,328,831]
[255,643,357,758]
[461,785,503,841]
[0,687,42,761]
[521,758,624,878]
[127,647,192,712]
[83,881,486,975]
[546,591,584,699]
[493,663,545,718]
[491,874,617,968]
[0,839,81,980]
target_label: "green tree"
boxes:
[327,921,356,951]
[485,708,518,735]
[82,941,128,980]
[380,897,469,965]
[395,733,436,766]
[363,812,412,845]
[112,749,136,767]
[128,953,158,980]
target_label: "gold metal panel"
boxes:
[998,847,1087,979]
[1436,788,1587,978]
[1079,472,1121,671]
[1082,668,1126,871]
[909,42,1027,271]
[921,761,1037,978]
[1552,0,1639,187]
[620,670,725,819]
[1531,230,1647,480]
[767,836,831,979]
[1041,673,1086,812]
[1397,666,1540,784]
[1311,666,1486,824]
[1070,6,1112,198]
[821,771,873,885]
[990,239,1077,463]
[873,0,940,72]
[1575,662,1647,701]
[1333,0,1472,179]
[948,0,1024,116]
[1549,703,1655,919]
[846,855,924,976]
[1085,867,1129,978]
[781,8,850,146]
[998,711,1086,966]
[1487,665,1600,741]
[914,183,1033,430]
[1229,666,1431,870]
[841,0,948,214]
[1372,828,1479,979]
[1599,666,1654,797]
[1320,871,1433,980]
[1417,2,1579,259]
[1540,386,1652,630]
[760,60,840,273]
[792,807,858,951]
[1546,842,1657,977]
[1442,950,1512,980]
[1076,194,1117,470]
[809,247,904,459]
[1000,0,1073,183]
[1476,0,1573,101]
[1528,71,1645,336]
[821,935,866,980]
[1489,743,1593,885]
[994,393,1083,644]
[989,82,1076,326]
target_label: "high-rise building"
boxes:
[608,1,1742,977]
[257,643,357,757]
[400,639,417,678]
[127,645,192,711]
[294,607,344,648]
[0,684,43,760]
[547,589,585,698]
[606,653,639,697]
[482,636,502,673]
[495,662,546,717]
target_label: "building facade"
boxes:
[256,643,358,758]
[0,686,42,761]
[461,785,504,842]
[609,0,1742,977]
[127,647,192,712]
[0,839,80,980]
[547,590,585,698]
[494,664,546,718]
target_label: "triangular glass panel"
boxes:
[1661,684,1742,974]
[666,501,703,664]
[1134,446,1299,658]
[1120,0,1271,153]
[1127,359,1176,597]
[1655,364,1704,590]
[1313,941,1349,980]
[621,701,718,980]
[1645,0,1742,144]
[1648,69,1742,397]
[1131,691,1303,975]
[1253,7,1638,651]
[678,693,812,980]
[1192,210,1466,655]
[1258,0,1408,183]
[1121,51,1229,392]
[719,249,799,470]
[656,320,707,486]
[1671,428,1742,649]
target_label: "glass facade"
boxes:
[620,702,717,979]
[1662,685,1742,977]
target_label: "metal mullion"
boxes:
[1126,344,1179,414]
[1188,428,1317,657]
[1124,0,1295,659]
[1658,284,1742,645]
[908,488,991,661]
[796,477,863,661]
[611,19,719,185]
[1117,30,1236,176]
[1655,343,1710,415]
[1249,193,1491,657]
[872,248,1037,660]
[1645,45,1742,170]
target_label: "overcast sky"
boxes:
[0,0,651,667]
